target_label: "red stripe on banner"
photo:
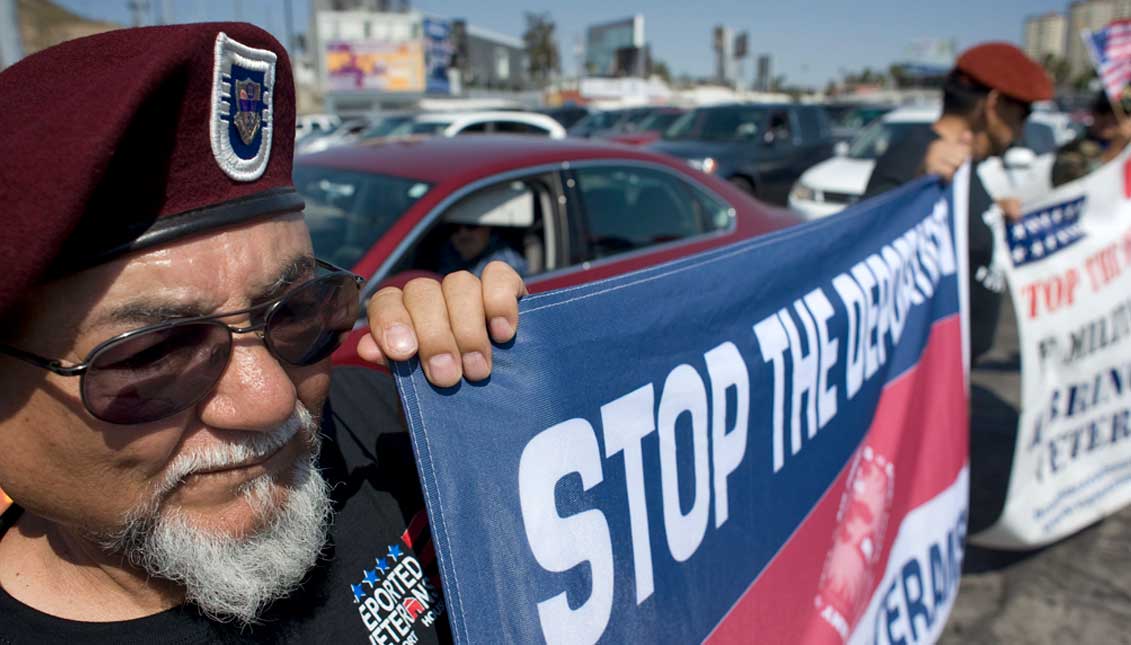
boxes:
[705,316,968,645]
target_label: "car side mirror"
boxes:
[834,141,850,157]
[1004,147,1036,169]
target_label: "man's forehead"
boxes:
[60,216,313,332]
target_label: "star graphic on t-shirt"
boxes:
[351,583,366,603]
[362,568,379,589]
[387,544,403,561]
[375,557,390,574]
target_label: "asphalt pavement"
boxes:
[939,298,1131,645]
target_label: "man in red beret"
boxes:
[864,42,1054,362]
[0,23,523,643]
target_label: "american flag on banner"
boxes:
[1084,19,1131,103]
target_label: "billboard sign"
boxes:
[324,40,425,93]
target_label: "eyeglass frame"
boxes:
[0,257,364,378]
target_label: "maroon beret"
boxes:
[0,22,302,318]
[955,42,1054,104]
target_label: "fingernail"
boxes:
[384,324,417,355]
[428,353,459,384]
[462,351,489,381]
[490,317,514,340]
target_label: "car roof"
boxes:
[296,135,686,187]
[882,105,941,123]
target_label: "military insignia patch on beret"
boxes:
[210,32,276,181]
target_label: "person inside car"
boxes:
[0,23,525,644]
[862,42,1052,363]
[436,222,529,278]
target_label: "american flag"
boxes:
[1084,19,1131,104]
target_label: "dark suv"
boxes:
[649,103,835,205]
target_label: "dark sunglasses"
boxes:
[0,258,364,425]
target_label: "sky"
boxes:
[55,0,1065,87]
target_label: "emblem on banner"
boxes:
[210,32,276,182]
[813,445,895,641]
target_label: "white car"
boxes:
[396,111,567,139]
[789,106,1066,219]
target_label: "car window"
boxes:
[574,165,732,260]
[410,121,451,135]
[848,120,932,159]
[797,108,824,143]
[637,111,684,133]
[293,165,431,270]
[766,110,794,144]
[493,120,550,136]
[389,174,559,279]
[700,107,768,142]
[456,121,490,134]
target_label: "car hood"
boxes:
[798,157,875,195]
[649,139,738,160]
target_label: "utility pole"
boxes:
[283,0,295,54]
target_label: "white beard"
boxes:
[97,403,333,625]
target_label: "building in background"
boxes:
[455,22,530,90]
[1024,12,1067,63]
[585,15,647,77]
[1066,0,1131,78]
[754,54,772,92]
[713,25,733,84]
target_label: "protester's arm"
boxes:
[357,261,527,387]
[922,131,973,183]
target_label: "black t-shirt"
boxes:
[864,127,1001,362]
[0,367,452,645]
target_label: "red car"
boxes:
[292,135,800,365]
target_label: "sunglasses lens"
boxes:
[83,323,231,424]
[267,274,359,365]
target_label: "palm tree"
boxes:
[523,12,560,87]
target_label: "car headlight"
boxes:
[791,182,816,202]
[687,157,717,174]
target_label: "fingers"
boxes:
[357,265,527,387]
[997,197,1023,222]
[403,278,463,387]
[364,287,420,363]
[481,261,527,344]
[442,271,492,382]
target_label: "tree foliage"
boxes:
[523,12,560,85]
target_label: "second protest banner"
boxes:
[394,172,971,644]
[975,147,1131,549]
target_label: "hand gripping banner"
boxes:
[974,147,1131,549]
[393,171,971,644]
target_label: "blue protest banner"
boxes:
[389,172,971,644]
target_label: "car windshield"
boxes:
[847,120,933,159]
[636,111,684,133]
[827,106,892,131]
[409,121,452,135]
[664,107,767,141]
[362,115,414,139]
[293,165,432,270]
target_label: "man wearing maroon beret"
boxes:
[864,42,1054,363]
[0,23,523,643]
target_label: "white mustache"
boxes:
[159,404,316,493]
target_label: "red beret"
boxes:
[0,22,302,318]
[955,42,1054,104]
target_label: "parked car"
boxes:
[788,105,1069,219]
[567,107,656,138]
[295,113,340,140]
[357,112,417,140]
[293,136,801,365]
[296,117,373,154]
[605,107,688,146]
[540,104,591,129]
[822,102,894,143]
[393,111,567,139]
[649,103,836,205]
